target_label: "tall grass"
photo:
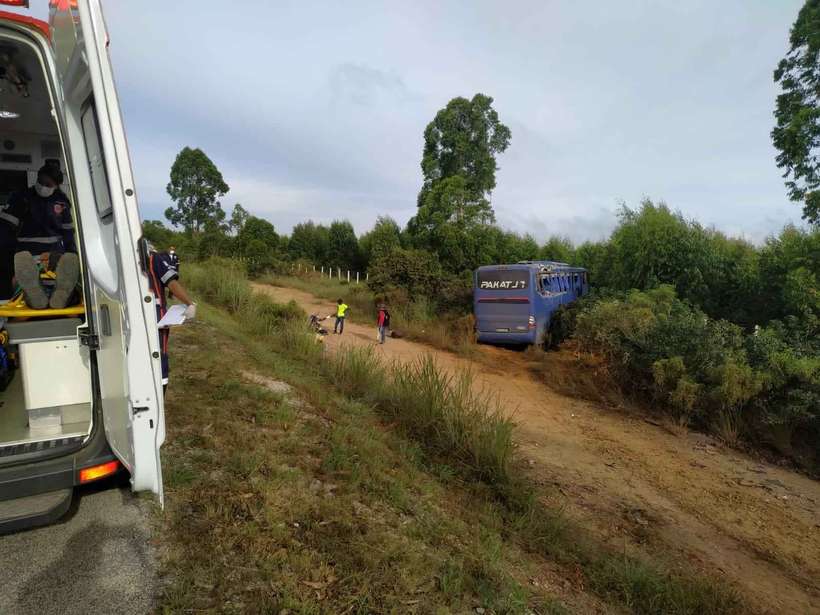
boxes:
[186,260,317,358]
[184,258,743,615]
[329,349,515,485]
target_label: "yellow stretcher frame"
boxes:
[0,272,85,319]
[0,293,85,318]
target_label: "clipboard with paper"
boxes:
[157,304,188,328]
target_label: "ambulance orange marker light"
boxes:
[79,460,120,483]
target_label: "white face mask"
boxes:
[35,182,55,198]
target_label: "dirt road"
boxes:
[256,282,820,614]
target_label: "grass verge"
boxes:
[160,315,577,612]
[172,259,745,614]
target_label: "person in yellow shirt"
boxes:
[334,298,349,334]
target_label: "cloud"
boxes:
[329,63,414,107]
[15,0,806,244]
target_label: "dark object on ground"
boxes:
[309,314,329,335]
[390,330,403,339]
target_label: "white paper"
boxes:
[157,304,187,328]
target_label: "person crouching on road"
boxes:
[334,298,349,334]
[377,303,390,345]
[147,247,196,394]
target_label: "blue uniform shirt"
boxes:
[148,251,179,384]
[0,187,75,254]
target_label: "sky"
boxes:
[12,1,809,243]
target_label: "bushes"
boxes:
[367,247,444,298]
[572,286,819,469]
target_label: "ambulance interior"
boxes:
[0,36,93,460]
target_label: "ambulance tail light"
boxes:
[79,460,120,483]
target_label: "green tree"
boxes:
[359,216,402,268]
[165,147,229,233]
[327,220,361,270]
[419,93,511,200]
[574,240,611,284]
[540,236,575,263]
[408,175,495,272]
[236,216,279,257]
[758,224,820,321]
[288,221,330,264]
[229,204,250,235]
[142,219,175,248]
[495,230,539,263]
[368,247,443,298]
[408,93,511,270]
[772,0,820,224]
[605,200,712,304]
[196,218,235,260]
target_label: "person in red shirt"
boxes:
[376,303,390,345]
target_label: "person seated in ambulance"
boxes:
[0,162,79,309]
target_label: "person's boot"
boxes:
[50,252,80,309]
[14,251,48,309]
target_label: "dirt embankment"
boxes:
[254,282,820,615]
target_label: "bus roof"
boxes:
[476,261,587,273]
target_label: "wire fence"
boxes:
[289,262,368,284]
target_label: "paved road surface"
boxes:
[0,478,158,615]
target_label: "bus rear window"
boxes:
[477,270,529,290]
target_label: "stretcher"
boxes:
[0,270,84,319]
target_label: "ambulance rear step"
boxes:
[0,488,72,534]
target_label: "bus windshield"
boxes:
[477,269,529,291]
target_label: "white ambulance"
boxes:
[0,0,165,532]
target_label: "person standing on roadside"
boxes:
[376,303,390,344]
[168,245,180,271]
[334,298,349,334]
[147,246,196,394]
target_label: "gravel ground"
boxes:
[0,478,158,615]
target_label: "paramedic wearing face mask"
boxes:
[0,162,79,308]
[147,247,196,393]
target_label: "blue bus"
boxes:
[474,261,589,346]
